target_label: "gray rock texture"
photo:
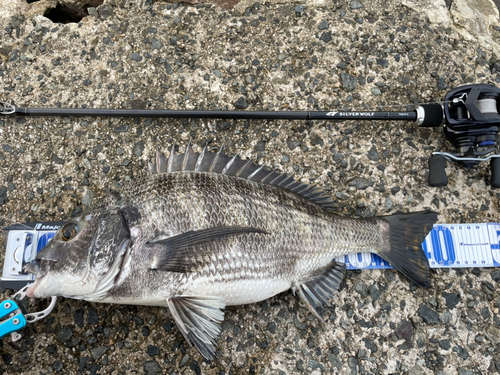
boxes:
[1,0,500,374]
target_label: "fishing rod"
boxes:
[1,83,499,187]
[1,101,437,123]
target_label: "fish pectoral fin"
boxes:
[167,295,226,361]
[148,226,267,272]
[293,261,346,323]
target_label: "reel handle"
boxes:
[491,157,500,188]
[428,155,448,187]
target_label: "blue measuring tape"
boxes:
[338,223,500,270]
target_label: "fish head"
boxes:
[25,208,130,299]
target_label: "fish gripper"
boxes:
[0,285,57,341]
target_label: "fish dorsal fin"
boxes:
[148,145,339,212]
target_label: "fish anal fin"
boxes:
[148,226,267,272]
[167,295,226,360]
[293,261,346,322]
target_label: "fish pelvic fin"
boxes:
[375,211,438,288]
[167,295,225,361]
[293,261,345,322]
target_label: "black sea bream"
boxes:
[25,144,437,359]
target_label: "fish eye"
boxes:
[60,223,79,241]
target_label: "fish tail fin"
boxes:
[375,211,438,288]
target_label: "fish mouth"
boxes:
[23,259,55,278]
[23,260,39,276]
[24,259,55,298]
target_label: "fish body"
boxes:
[92,171,382,306]
[25,145,437,359]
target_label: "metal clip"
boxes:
[0,102,15,115]
[0,285,57,342]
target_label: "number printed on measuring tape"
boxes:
[422,223,500,268]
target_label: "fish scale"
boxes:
[25,145,437,360]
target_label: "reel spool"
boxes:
[421,84,500,188]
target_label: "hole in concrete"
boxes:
[44,4,87,24]
[27,0,41,4]
[44,1,104,24]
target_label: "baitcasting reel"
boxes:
[422,84,500,188]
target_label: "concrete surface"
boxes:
[0,0,500,374]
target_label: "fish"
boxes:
[24,143,437,360]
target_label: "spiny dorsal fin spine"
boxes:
[209,146,224,172]
[182,142,192,171]
[222,155,238,175]
[247,165,264,180]
[195,145,208,172]
[278,175,296,188]
[249,168,271,182]
[269,173,288,186]
[260,170,277,183]
[167,143,176,173]
[293,184,309,195]
[284,181,301,191]
[235,160,253,178]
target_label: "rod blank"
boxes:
[11,106,418,122]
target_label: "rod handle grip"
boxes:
[428,155,448,187]
[491,157,500,188]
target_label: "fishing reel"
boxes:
[421,84,500,187]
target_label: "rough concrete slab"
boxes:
[0,0,500,374]
[402,0,500,55]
